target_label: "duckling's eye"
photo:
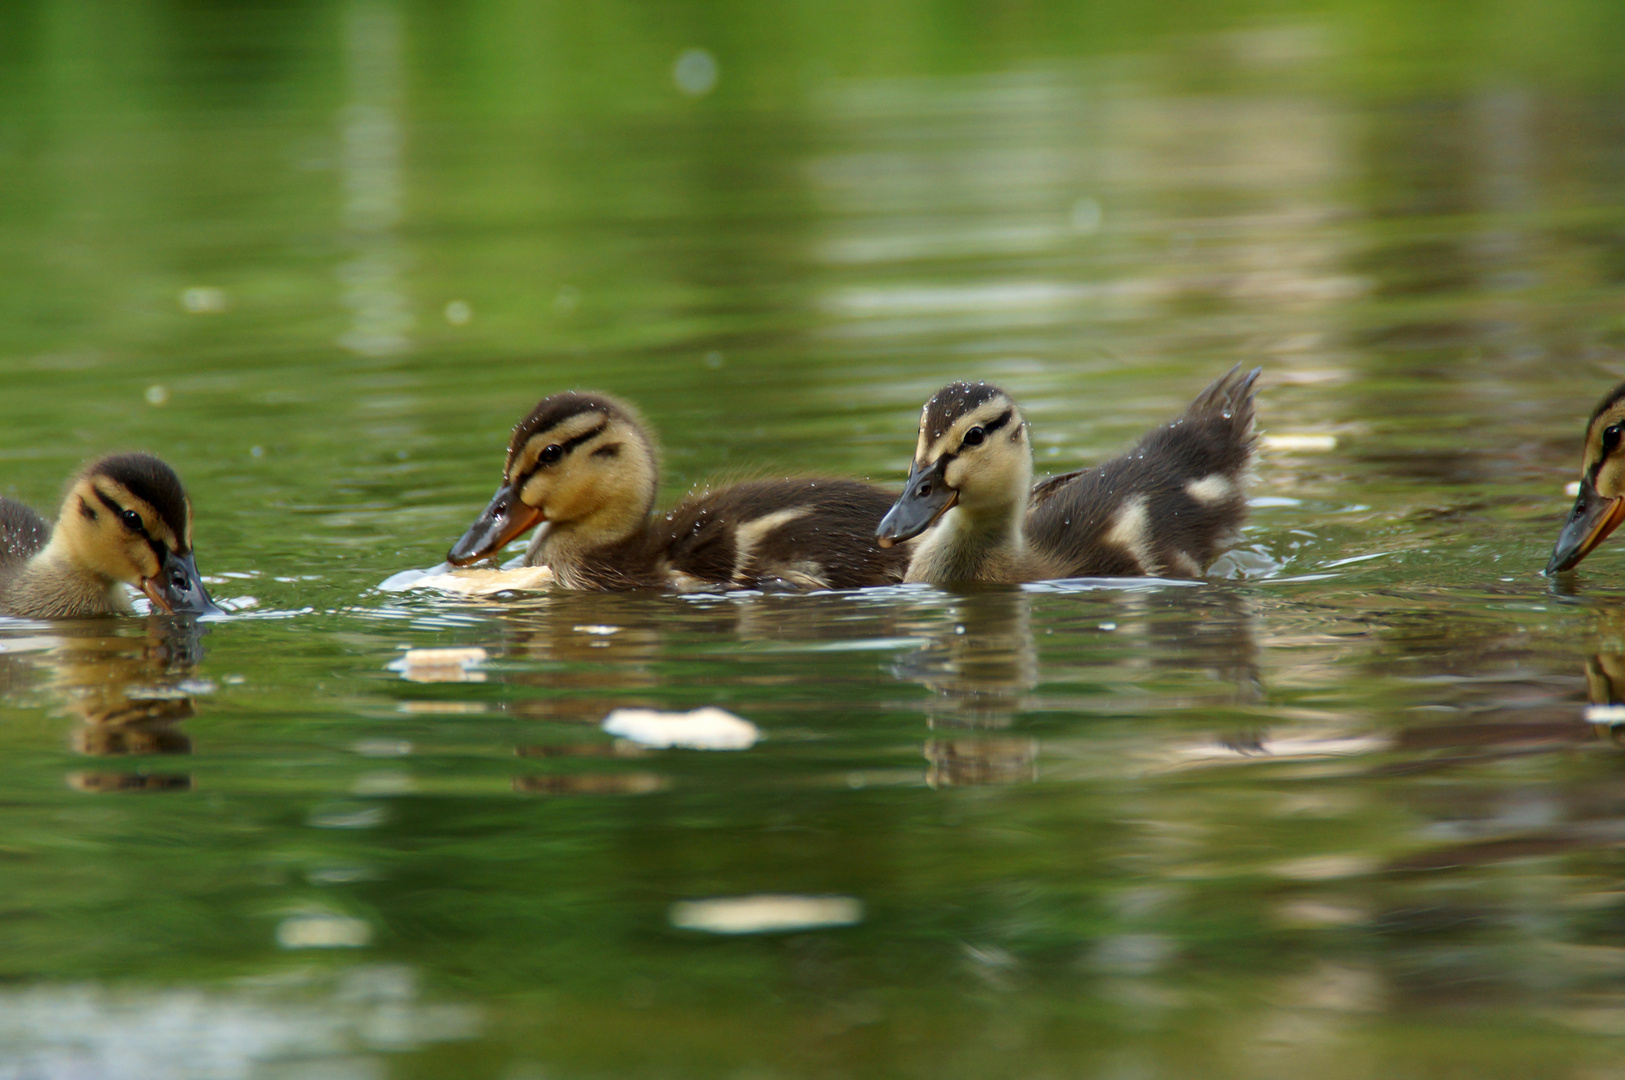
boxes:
[539,444,564,465]
[120,509,142,531]
[1605,424,1624,457]
[961,427,985,447]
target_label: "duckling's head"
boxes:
[1549,381,1625,574]
[447,391,658,565]
[876,382,1030,547]
[56,453,218,614]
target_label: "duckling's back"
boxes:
[1026,366,1259,578]
[654,478,909,591]
[0,498,50,596]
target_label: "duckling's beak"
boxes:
[142,549,221,616]
[876,458,957,547]
[448,483,545,566]
[1548,475,1625,574]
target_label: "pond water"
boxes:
[5,1,1625,1076]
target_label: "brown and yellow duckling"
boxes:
[876,366,1260,583]
[1548,380,1625,575]
[0,453,218,618]
[447,392,909,591]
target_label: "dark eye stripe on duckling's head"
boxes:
[915,382,1020,465]
[82,452,193,554]
[1584,384,1625,485]
[506,392,624,479]
[502,390,658,502]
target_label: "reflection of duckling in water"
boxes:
[890,589,1040,787]
[447,392,909,591]
[0,619,206,791]
[1549,380,1625,574]
[895,589,1038,728]
[877,367,1260,583]
[0,453,218,617]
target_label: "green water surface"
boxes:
[5,2,1625,1077]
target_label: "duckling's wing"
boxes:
[660,479,908,591]
[1029,465,1089,511]
[1027,366,1260,578]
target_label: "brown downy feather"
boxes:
[877,366,1260,583]
[448,391,909,592]
[1026,365,1259,577]
[0,454,215,619]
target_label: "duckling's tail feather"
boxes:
[1026,365,1261,578]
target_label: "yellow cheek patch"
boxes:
[132,544,162,579]
[519,473,552,510]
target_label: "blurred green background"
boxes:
[4,2,1625,1078]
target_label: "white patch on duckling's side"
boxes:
[1186,474,1234,505]
[1104,495,1159,574]
[731,507,809,580]
[1168,550,1203,578]
[775,559,829,590]
[664,570,711,593]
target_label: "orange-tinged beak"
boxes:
[1548,477,1625,574]
[447,483,546,566]
[139,549,220,615]
[876,457,957,547]
[141,576,174,614]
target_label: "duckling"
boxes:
[876,366,1260,583]
[447,392,909,591]
[0,453,218,618]
[1547,379,1625,574]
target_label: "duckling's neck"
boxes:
[526,501,658,589]
[6,536,131,618]
[905,498,1030,585]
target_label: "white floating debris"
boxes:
[1149,730,1391,773]
[390,647,488,684]
[352,771,414,796]
[378,564,554,596]
[1262,433,1338,452]
[397,701,486,715]
[573,625,620,636]
[673,47,718,97]
[1269,855,1378,882]
[180,286,229,313]
[1584,704,1625,727]
[353,739,413,757]
[398,647,487,667]
[602,706,760,750]
[0,636,58,655]
[1566,481,1582,498]
[670,894,863,935]
[275,914,371,949]
[1070,196,1102,235]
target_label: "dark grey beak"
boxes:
[876,459,958,548]
[145,550,221,616]
[447,483,545,566]
[1548,474,1625,575]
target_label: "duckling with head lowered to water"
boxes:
[446,391,910,591]
[0,453,218,618]
[876,366,1261,583]
[1547,379,1625,575]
